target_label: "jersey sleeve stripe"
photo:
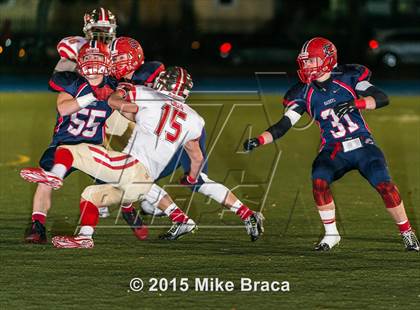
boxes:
[283,98,296,107]
[306,88,314,117]
[57,42,77,59]
[332,80,357,99]
[76,83,89,97]
[358,67,370,81]
[145,64,165,84]
[49,79,65,92]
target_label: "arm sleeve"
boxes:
[355,81,389,109]
[266,103,305,140]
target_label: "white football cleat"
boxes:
[159,219,197,240]
[20,167,63,190]
[244,212,265,242]
[315,234,341,251]
[51,235,94,249]
[401,230,420,252]
[98,207,110,218]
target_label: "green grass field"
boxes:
[1,92,419,309]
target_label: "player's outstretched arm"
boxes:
[107,84,138,120]
[56,91,98,116]
[334,83,389,119]
[243,109,302,152]
[183,139,205,182]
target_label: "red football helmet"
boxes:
[83,7,117,43]
[297,37,337,84]
[77,40,112,77]
[110,37,144,79]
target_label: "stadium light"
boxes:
[219,42,232,58]
[18,48,26,58]
[0,46,3,54]
[369,39,379,49]
[191,41,200,50]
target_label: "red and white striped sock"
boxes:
[397,219,411,234]
[319,209,339,235]
[121,203,134,214]
[164,203,189,224]
[51,148,74,178]
[79,200,99,237]
[32,211,46,225]
[236,204,253,221]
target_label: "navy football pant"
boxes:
[312,143,391,187]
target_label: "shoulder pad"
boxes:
[48,71,82,94]
[132,61,165,85]
[283,82,307,107]
[336,64,371,82]
[57,36,88,60]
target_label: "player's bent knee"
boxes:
[197,173,229,204]
[312,178,333,206]
[82,185,121,206]
[144,184,168,208]
[375,181,401,208]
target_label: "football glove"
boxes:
[116,82,136,101]
[333,100,356,119]
[92,84,114,101]
[243,138,260,152]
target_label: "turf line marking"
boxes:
[0,154,30,167]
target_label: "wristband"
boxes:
[76,93,96,108]
[354,98,367,109]
[187,175,197,184]
[257,135,265,145]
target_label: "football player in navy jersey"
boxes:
[21,40,117,244]
[244,37,419,252]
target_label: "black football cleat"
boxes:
[314,243,331,251]
[244,212,264,242]
[401,230,420,252]
[25,220,47,244]
[122,208,148,241]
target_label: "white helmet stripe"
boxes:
[302,37,316,54]
[110,39,118,53]
[176,68,185,96]
[100,8,106,21]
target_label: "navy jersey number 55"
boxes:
[39,71,116,172]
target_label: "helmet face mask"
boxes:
[77,41,111,79]
[297,37,337,84]
[83,8,117,43]
[110,37,144,79]
[153,67,193,101]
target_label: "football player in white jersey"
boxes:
[109,67,264,241]
[55,7,117,73]
[22,69,205,247]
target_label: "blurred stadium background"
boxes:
[1,1,420,308]
[1,0,420,79]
